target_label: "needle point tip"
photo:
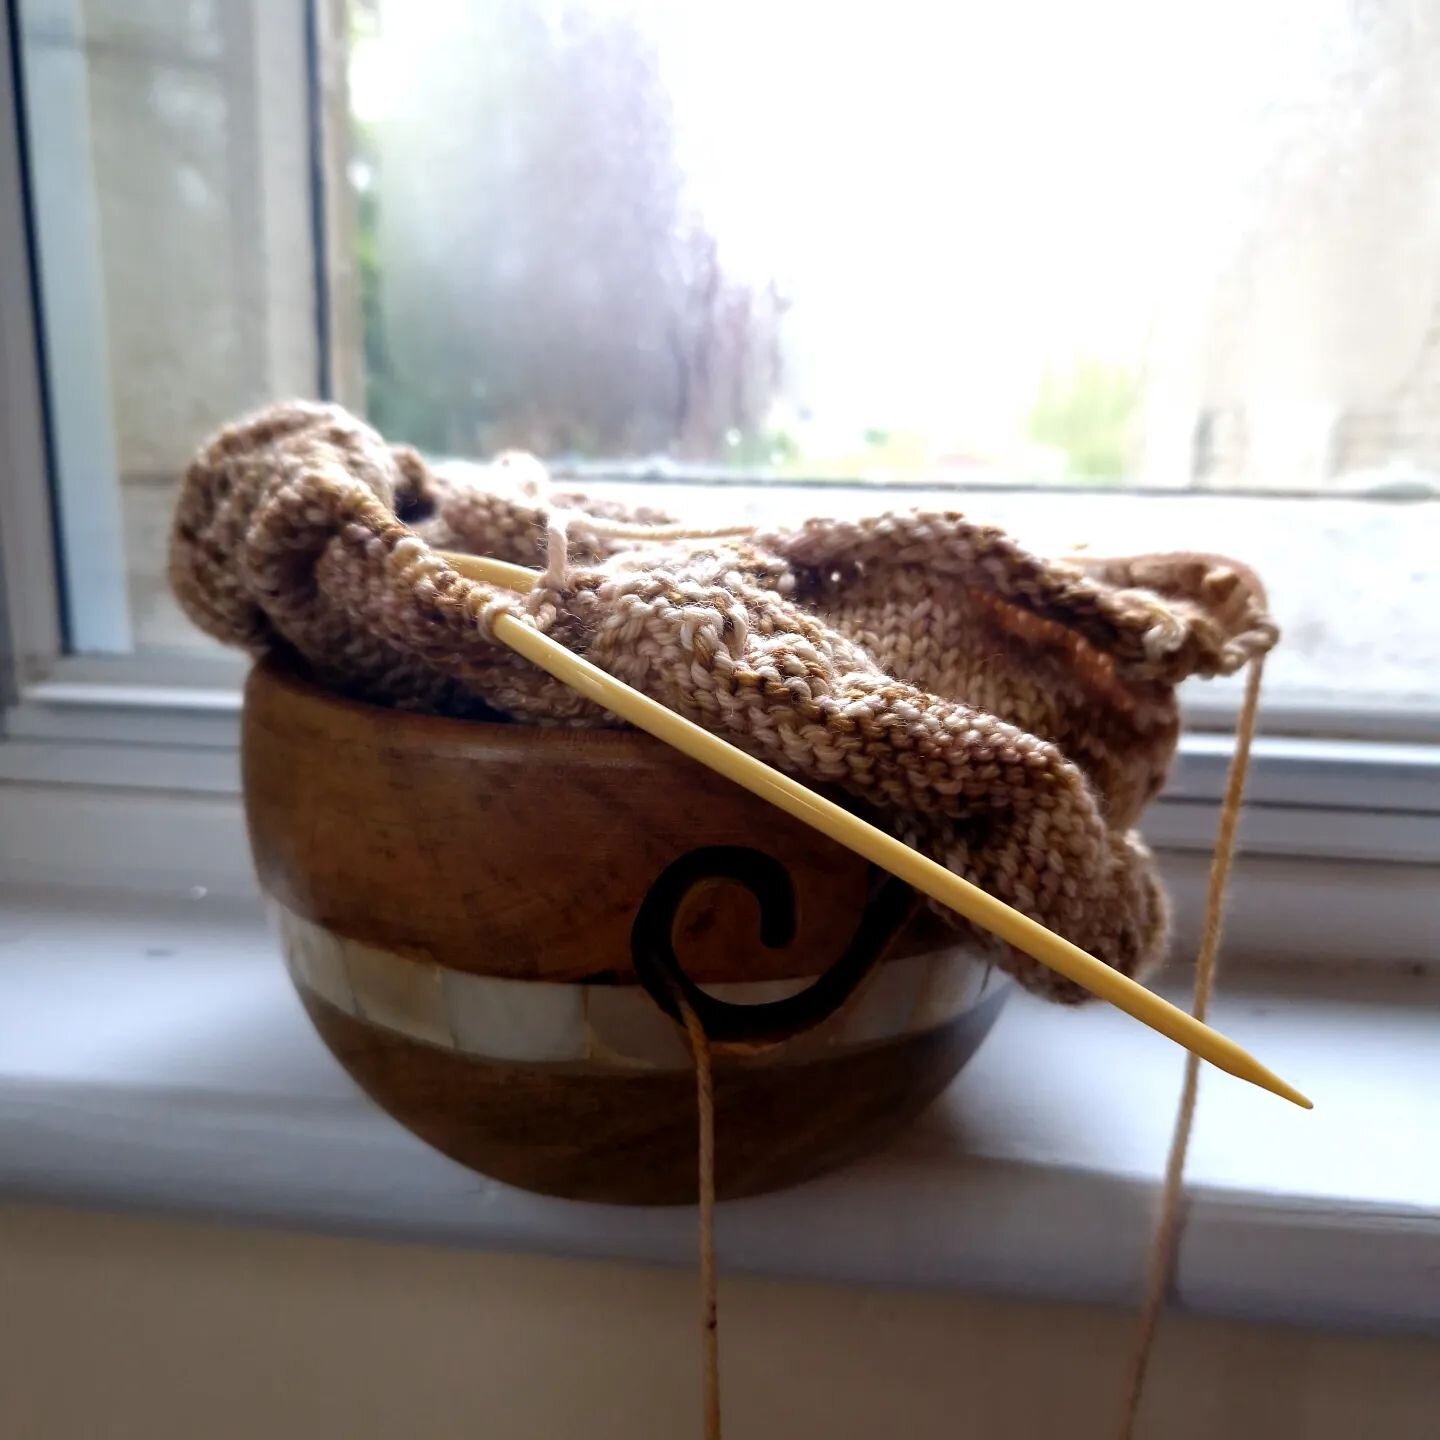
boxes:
[1267,1075,1313,1110]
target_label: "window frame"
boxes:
[0,0,61,701]
[0,0,1436,960]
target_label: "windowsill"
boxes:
[1,882,1435,1335]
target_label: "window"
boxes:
[2,10,1432,1349]
[2,0,1437,754]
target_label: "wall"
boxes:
[2,1203,1435,1439]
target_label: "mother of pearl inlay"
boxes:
[273,901,1002,1071]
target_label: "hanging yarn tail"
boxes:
[1116,656,1267,1439]
[675,991,722,1440]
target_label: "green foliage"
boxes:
[724,426,801,468]
[1028,359,1141,482]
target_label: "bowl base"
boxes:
[300,986,1007,1204]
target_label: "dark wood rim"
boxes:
[255,659,686,769]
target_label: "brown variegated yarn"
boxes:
[169,400,1278,1002]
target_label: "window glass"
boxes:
[352,0,1440,496]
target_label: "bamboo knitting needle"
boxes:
[443,551,1312,1110]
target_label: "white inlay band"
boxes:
[272,901,999,1070]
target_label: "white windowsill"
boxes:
[1,883,1435,1335]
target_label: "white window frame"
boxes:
[0,2,1435,966]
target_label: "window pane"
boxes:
[344,0,1438,717]
[17,0,317,654]
[350,0,1440,494]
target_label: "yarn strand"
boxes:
[1116,656,1266,1438]
[675,991,722,1440]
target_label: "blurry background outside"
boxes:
[13,0,1439,722]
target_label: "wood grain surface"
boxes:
[245,660,948,985]
[301,985,1009,1203]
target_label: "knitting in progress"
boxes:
[170,400,1279,1004]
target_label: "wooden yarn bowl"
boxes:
[243,660,1008,1204]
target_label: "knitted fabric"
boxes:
[170,401,1279,1001]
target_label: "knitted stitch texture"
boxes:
[170,401,1279,1001]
